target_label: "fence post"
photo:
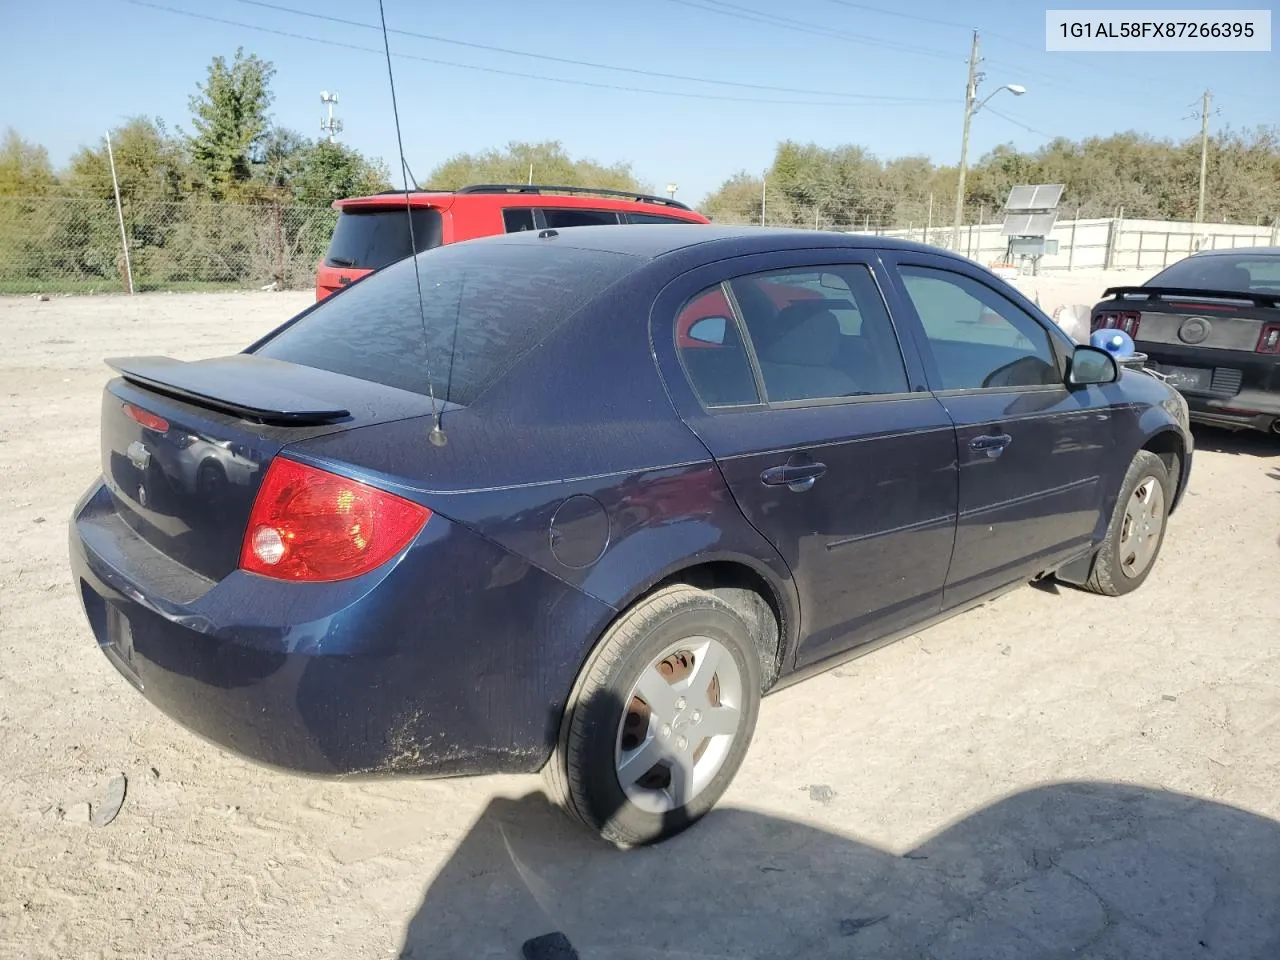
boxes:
[274,202,284,287]
[925,192,933,246]
[1105,205,1124,270]
[1068,207,1079,271]
[977,204,984,263]
[104,131,134,295]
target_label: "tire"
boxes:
[1085,450,1173,596]
[544,584,762,847]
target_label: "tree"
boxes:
[0,129,56,196]
[64,117,194,202]
[428,141,645,192]
[288,140,391,206]
[188,48,275,198]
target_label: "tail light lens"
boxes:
[1091,311,1141,336]
[240,458,430,582]
[123,403,170,433]
[1258,324,1280,354]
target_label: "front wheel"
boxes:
[545,584,762,847]
[1085,450,1173,596]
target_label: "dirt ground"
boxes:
[2,281,1278,960]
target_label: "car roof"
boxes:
[470,223,965,262]
[334,185,706,220]
[1190,246,1280,258]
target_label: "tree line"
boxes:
[701,128,1280,230]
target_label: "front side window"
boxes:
[627,212,695,224]
[898,266,1061,391]
[729,265,909,403]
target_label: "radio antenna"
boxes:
[377,0,446,447]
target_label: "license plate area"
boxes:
[105,605,144,689]
[1162,366,1212,392]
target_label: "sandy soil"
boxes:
[1,283,1278,959]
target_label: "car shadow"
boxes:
[1191,424,1278,458]
[396,691,1280,959]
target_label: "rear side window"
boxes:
[258,243,641,405]
[503,208,536,233]
[325,208,442,270]
[541,208,621,228]
[675,286,760,407]
[731,265,909,402]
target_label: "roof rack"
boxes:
[455,183,692,211]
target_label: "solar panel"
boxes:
[1004,184,1064,212]
[1000,212,1059,237]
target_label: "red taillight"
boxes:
[240,458,430,582]
[1092,311,1142,336]
[123,403,170,433]
[1257,324,1280,354]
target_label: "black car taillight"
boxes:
[1091,311,1141,336]
[1258,324,1280,354]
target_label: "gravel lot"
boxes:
[2,283,1278,959]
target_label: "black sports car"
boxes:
[1090,247,1280,434]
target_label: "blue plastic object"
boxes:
[1090,328,1135,357]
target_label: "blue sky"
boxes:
[3,0,1275,201]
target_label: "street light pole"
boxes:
[951,32,1026,253]
[951,30,980,252]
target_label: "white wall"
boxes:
[857,216,1278,274]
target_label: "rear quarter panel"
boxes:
[286,260,799,680]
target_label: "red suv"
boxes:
[315,183,710,300]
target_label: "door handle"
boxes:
[760,461,827,491]
[970,433,1013,458]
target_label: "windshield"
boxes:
[258,240,641,405]
[324,207,443,271]
[1147,252,1280,293]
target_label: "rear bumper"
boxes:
[69,480,615,778]
[1139,344,1280,433]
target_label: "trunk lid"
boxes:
[99,354,444,581]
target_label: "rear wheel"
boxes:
[1085,450,1172,596]
[545,584,762,846]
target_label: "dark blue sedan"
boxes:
[70,226,1193,845]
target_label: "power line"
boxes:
[983,107,1055,140]
[125,1,949,108]
[822,0,972,30]
[824,0,1171,86]
[230,0,942,101]
[660,0,961,62]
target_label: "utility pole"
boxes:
[320,91,343,143]
[951,29,980,252]
[1196,88,1211,224]
[761,171,767,226]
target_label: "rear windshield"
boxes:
[324,207,443,271]
[1148,253,1280,293]
[258,241,642,405]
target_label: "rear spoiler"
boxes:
[1101,286,1280,309]
[106,355,351,425]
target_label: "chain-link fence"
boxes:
[0,196,337,293]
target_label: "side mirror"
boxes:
[1067,344,1119,386]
